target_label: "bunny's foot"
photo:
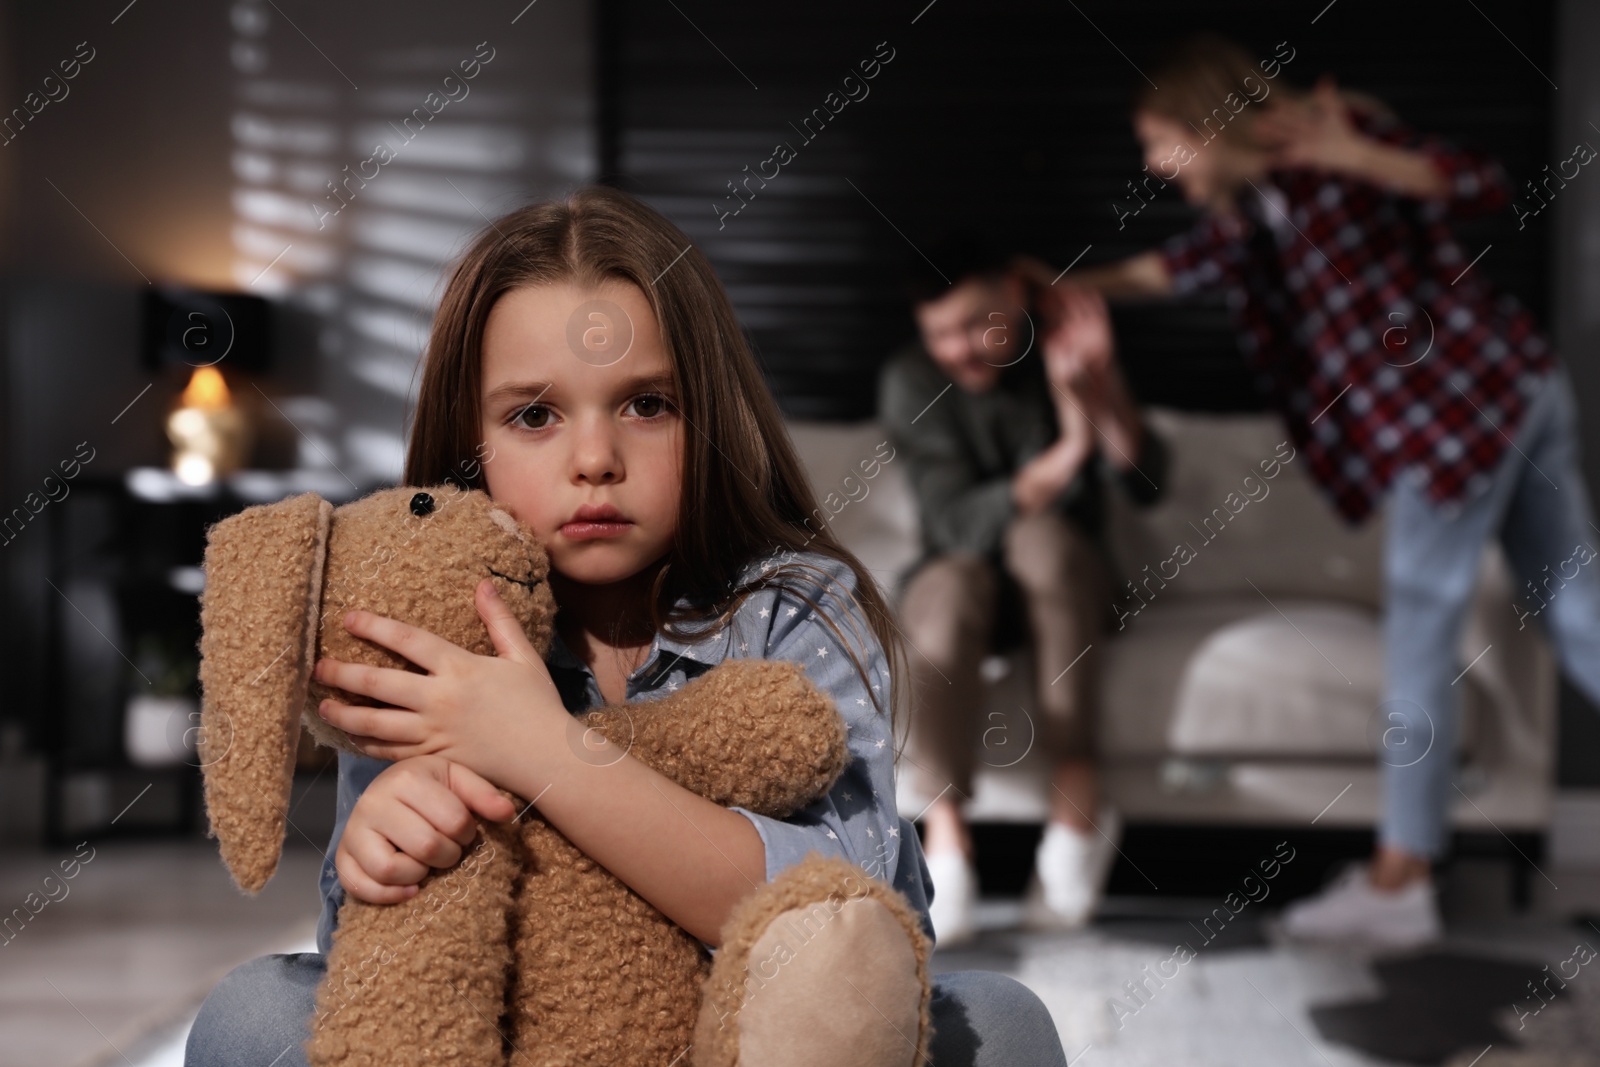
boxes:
[694,853,933,1067]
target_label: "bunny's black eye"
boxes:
[410,492,436,516]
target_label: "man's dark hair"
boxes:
[902,231,1012,306]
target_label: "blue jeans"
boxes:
[1382,366,1600,858]
[184,952,1069,1067]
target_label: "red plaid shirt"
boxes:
[1157,103,1555,524]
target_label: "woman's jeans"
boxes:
[1382,366,1600,858]
[184,951,1070,1067]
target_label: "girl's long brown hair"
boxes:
[403,185,908,754]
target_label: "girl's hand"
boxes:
[336,755,516,904]
[314,578,564,790]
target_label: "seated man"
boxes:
[878,234,1168,944]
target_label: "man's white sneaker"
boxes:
[1279,862,1442,950]
[925,849,978,948]
[1022,806,1122,931]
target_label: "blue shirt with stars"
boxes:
[314,548,936,958]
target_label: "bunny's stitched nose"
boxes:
[487,566,543,593]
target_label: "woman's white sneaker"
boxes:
[925,849,979,948]
[1279,862,1442,950]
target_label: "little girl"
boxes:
[184,186,1067,1066]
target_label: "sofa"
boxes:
[784,407,1557,845]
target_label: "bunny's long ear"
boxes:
[196,491,333,894]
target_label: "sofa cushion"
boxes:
[784,420,923,594]
[1096,597,1284,759]
[788,409,1385,611]
[1104,408,1385,609]
[785,414,1497,768]
[1165,601,1382,757]
[1099,596,1482,760]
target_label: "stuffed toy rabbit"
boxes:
[195,483,932,1067]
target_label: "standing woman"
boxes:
[1064,33,1600,948]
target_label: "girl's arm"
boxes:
[490,555,903,946]
[490,697,766,948]
[312,751,761,953]
[722,554,907,897]
[312,643,761,940]
[313,589,764,947]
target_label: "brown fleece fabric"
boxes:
[196,490,333,893]
[195,484,932,1067]
[695,854,934,1067]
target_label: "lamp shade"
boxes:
[141,287,272,373]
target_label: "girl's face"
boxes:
[478,279,683,588]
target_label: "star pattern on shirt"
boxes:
[738,642,749,653]
[826,829,838,839]
[874,738,886,749]
[841,791,852,802]
[856,698,867,707]
[888,825,899,838]
[759,607,769,618]
[786,607,798,617]
[816,647,828,659]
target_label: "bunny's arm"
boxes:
[577,657,849,817]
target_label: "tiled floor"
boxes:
[0,837,323,1067]
[934,891,1600,1067]
[4,838,1598,1067]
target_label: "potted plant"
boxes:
[124,630,200,768]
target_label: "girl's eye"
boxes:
[507,394,672,432]
[630,393,673,419]
[510,404,551,431]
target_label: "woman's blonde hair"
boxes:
[403,185,908,752]
[1133,32,1394,151]
[1132,32,1299,150]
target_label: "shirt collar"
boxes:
[545,626,587,672]
[544,618,728,673]
[542,556,776,674]
[1242,178,1289,236]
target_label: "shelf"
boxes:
[125,466,379,505]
